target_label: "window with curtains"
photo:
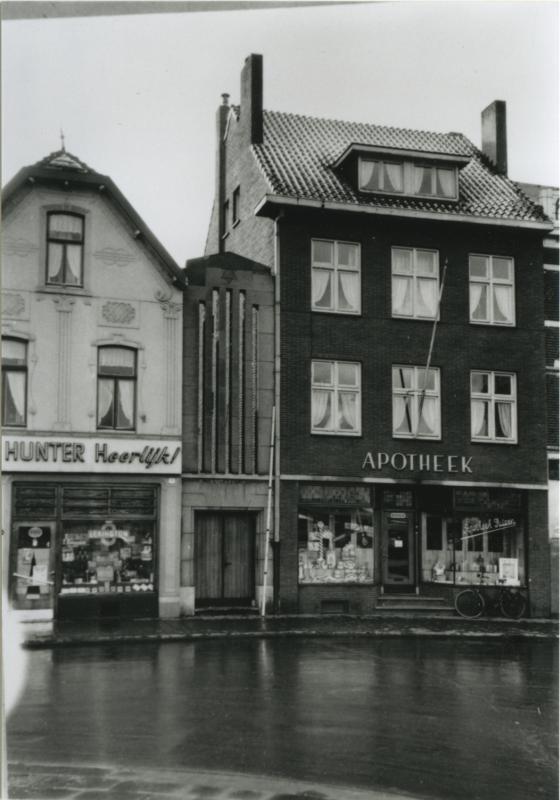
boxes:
[46,212,84,286]
[469,255,515,325]
[392,365,441,439]
[359,160,404,194]
[359,158,458,200]
[471,371,517,443]
[311,239,361,314]
[2,338,27,427]
[412,165,457,199]
[392,247,439,319]
[97,347,137,430]
[311,360,361,435]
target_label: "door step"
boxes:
[195,606,259,617]
[376,595,454,614]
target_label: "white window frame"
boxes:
[311,239,361,315]
[469,254,516,326]
[392,365,441,440]
[311,359,362,436]
[412,164,459,200]
[470,370,517,444]
[391,247,440,320]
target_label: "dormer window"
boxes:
[359,160,403,194]
[357,156,459,201]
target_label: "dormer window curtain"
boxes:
[358,158,458,200]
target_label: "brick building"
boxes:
[2,149,184,623]
[187,54,554,617]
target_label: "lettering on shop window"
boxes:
[361,451,473,474]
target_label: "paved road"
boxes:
[6,638,559,800]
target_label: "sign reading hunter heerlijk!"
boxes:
[362,451,473,474]
[2,436,182,474]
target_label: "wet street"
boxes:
[7,637,559,800]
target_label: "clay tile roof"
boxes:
[253,110,548,224]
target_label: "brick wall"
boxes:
[527,490,551,616]
[278,209,548,487]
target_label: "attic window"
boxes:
[358,157,458,201]
[359,160,403,193]
[46,212,84,286]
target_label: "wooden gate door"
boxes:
[195,512,255,607]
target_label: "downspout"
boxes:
[272,211,284,613]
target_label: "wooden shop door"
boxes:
[195,512,255,607]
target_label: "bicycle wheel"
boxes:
[455,588,484,619]
[500,589,526,619]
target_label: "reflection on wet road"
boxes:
[7,638,558,800]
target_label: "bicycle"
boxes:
[454,582,526,619]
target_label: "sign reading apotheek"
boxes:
[2,436,182,474]
[362,451,473,474]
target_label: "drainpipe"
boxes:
[272,211,283,613]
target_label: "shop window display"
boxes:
[422,514,525,586]
[298,506,373,584]
[60,521,155,595]
[13,524,54,609]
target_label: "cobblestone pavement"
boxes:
[7,762,422,800]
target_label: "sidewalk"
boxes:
[7,761,426,800]
[19,612,559,648]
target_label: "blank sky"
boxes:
[2,1,558,266]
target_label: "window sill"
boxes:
[469,320,516,328]
[471,437,518,445]
[37,285,92,298]
[311,430,362,437]
[311,308,361,316]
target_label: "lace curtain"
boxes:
[471,399,487,437]
[3,372,25,424]
[436,169,455,197]
[496,402,512,438]
[339,272,359,311]
[493,286,513,323]
[392,276,411,315]
[312,389,331,429]
[312,269,331,308]
[338,392,357,430]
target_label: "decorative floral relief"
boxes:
[2,292,26,317]
[93,247,136,267]
[2,238,39,257]
[101,301,136,325]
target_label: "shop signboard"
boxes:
[2,435,182,475]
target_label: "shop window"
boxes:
[422,513,525,586]
[12,523,55,610]
[392,247,439,319]
[298,505,374,585]
[392,365,441,439]
[311,239,361,314]
[311,360,361,435]
[60,521,155,596]
[469,255,515,326]
[471,371,517,443]
[97,346,137,430]
[46,212,84,287]
[2,338,27,427]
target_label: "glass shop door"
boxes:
[382,511,415,590]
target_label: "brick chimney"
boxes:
[481,100,507,176]
[240,54,263,145]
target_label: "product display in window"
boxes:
[421,513,525,586]
[59,521,155,595]
[14,525,53,604]
[298,506,374,584]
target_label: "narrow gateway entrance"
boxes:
[195,512,255,607]
[382,511,415,591]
